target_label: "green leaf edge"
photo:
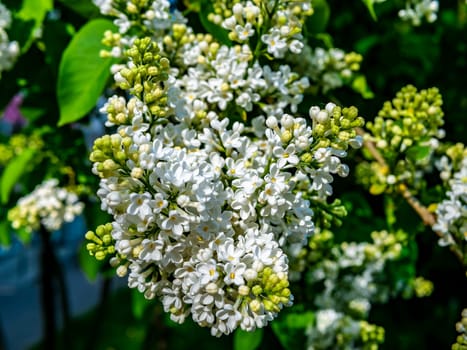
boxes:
[1,148,36,204]
[57,18,118,126]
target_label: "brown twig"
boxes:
[356,127,465,265]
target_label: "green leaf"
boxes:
[283,311,315,329]
[306,0,330,34]
[271,310,314,349]
[16,0,53,51]
[406,145,431,162]
[233,328,263,350]
[57,0,100,18]
[1,148,36,204]
[351,74,375,99]
[361,0,377,21]
[57,19,118,126]
[315,33,334,49]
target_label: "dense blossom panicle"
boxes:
[209,0,313,58]
[8,179,84,233]
[0,2,19,78]
[89,0,365,336]
[433,155,467,248]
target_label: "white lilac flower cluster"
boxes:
[305,230,408,349]
[433,156,467,247]
[210,0,313,58]
[0,2,19,78]
[93,0,184,34]
[306,309,384,350]
[288,45,363,94]
[8,179,84,233]
[89,0,364,337]
[170,33,310,117]
[398,0,439,26]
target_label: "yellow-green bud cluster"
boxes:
[446,143,467,174]
[110,0,152,22]
[344,52,363,72]
[89,134,133,178]
[104,96,147,126]
[208,0,242,25]
[367,85,443,157]
[309,199,347,230]
[310,104,364,152]
[412,276,434,298]
[100,30,123,58]
[0,133,44,166]
[452,309,467,350]
[240,267,291,314]
[359,321,385,349]
[162,24,220,68]
[117,37,171,118]
[358,85,445,194]
[0,143,14,165]
[85,223,116,261]
[355,161,394,195]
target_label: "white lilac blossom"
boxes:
[0,2,19,78]
[306,309,385,350]
[433,157,467,247]
[305,230,408,349]
[8,179,84,233]
[398,0,439,26]
[159,25,310,119]
[86,32,363,336]
[288,45,363,94]
[372,0,439,25]
[211,0,313,58]
[93,0,184,34]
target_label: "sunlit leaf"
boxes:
[233,328,263,350]
[57,19,118,126]
[352,74,375,99]
[0,148,36,204]
[362,0,377,21]
[16,0,53,51]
